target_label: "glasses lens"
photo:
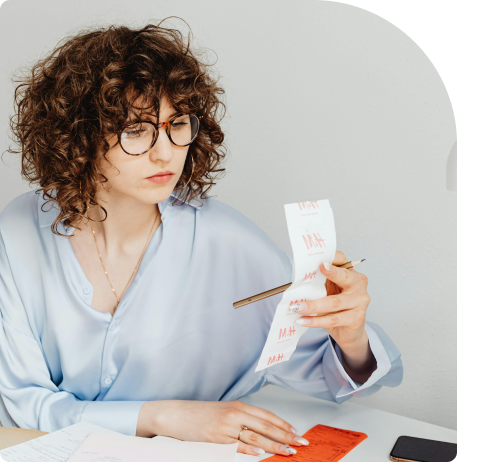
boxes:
[120,122,155,155]
[170,114,200,146]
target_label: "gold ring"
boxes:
[238,425,249,441]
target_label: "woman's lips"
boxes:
[147,173,174,184]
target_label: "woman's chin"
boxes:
[112,186,175,206]
[145,187,178,205]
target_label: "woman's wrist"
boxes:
[137,400,186,438]
[337,330,370,365]
[136,401,161,437]
[335,330,377,383]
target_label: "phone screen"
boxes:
[390,436,457,462]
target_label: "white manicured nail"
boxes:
[281,444,297,454]
[290,427,300,435]
[252,447,265,455]
[294,436,309,445]
[296,318,311,326]
[323,261,333,271]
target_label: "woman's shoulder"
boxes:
[0,190,40,236]
[198,197,276,247]
[197,197,292,279]
[198,196,250,224]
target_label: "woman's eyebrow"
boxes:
[167,111,183,120]
[125,111,182,124]
[163,111,183,121]
[126,111,154,122]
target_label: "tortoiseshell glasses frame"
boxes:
[118,114,203,156]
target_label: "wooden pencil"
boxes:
[233,259,365,309]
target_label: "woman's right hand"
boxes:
[137,399,309,456]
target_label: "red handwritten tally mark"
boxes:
[301,271,317,283]
[267,353,285,365]
[267,424,368,461]
[302,232,326,250]
[298,201,319,211]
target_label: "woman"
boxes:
[0,21,402,456]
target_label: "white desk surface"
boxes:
[240,385,457,461]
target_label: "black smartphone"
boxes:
[389,436,457,462]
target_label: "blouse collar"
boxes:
[37,190,198,233]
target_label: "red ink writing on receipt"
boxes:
[301,271,317,282]
[279,326,296,340]
[298,201,319,210]
[302,233,326,250]
[267,353,284,365]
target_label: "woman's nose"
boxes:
[149,127,175,162]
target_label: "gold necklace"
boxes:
[88,207,160,314]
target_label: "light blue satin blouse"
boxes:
[0,190,403,435]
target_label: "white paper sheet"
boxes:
[0,422,119,462]
[256,199,336,371]
[153,436,258,461]
[0,425,247,462]
[233,454,259,461]
[67,432,238,462]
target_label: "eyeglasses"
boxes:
[118,114,202,156]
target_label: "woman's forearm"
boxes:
[135,399,306,456]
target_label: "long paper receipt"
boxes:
[256,200,336,371]
[266,424,367,461]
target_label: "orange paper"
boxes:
[267,424,368,461]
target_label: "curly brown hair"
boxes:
[5,18,227,237]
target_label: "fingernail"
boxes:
[281,444,297,455]
[289,302,308,313]
[323,261,333,271]
[290,427,300,435]
[293,436,309,445]
[252,447,265,455]
[295,317,311,326]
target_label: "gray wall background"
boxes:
[0,0,457,429]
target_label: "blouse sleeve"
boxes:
[0,230,145,434]
[263,254,403,404]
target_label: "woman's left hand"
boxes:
[291,250,370,352]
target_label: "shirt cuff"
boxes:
[329,323,392,398]
[81,400,146,436]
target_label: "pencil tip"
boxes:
[361,259,366,262]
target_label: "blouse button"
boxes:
[109,323,116,331]
[83,286,91,295]
[104,377,113,385]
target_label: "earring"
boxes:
[173,153,195,192]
